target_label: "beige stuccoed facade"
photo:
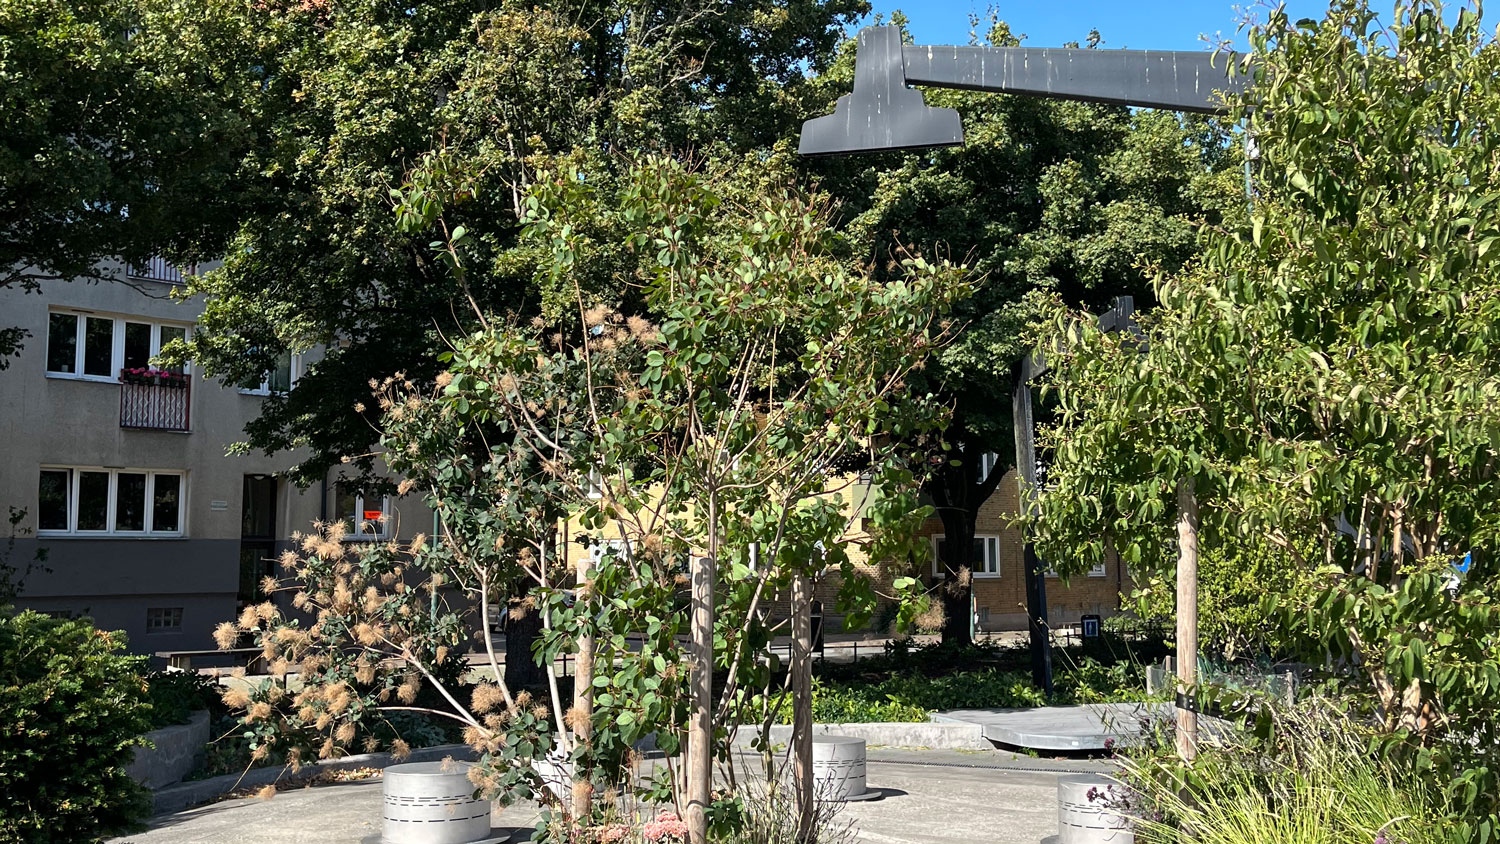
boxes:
[0,263,426,658]
[554,467,1128,637]
[1,265,1122,653]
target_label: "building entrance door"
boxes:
[239,474,277,610]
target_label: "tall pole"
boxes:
[1012,358,1053,696]
[1175,477,1200,761]
[685,497,716,844]
[571,547,595,821]
[790,572,815,841]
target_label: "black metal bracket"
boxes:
[800,26,1245,156]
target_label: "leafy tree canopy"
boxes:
[1030,1,1500,829]
[165,0,865,485]
[0,0,259,364]
[802,13,1246,639]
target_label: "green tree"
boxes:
[0,612,151,844]
[804,15,1245,643]
[1030,1,1500,832]
[216,156,965,843]
[162,0,865,485]
[0,0,258,365]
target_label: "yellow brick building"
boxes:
[553,467,1128,636]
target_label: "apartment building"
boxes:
[916,465,1129,632]
[0,261,418,657]
[552,460,1128,636]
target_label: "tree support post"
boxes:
[1175,477,1200,761]
[686,501,716,844]
[791,572,815,841]
[571,550,595,821]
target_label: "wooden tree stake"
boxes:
[791,572,815,841]
[1175,476,1200,761]
[571,547,595,821]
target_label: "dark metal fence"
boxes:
[120,379,191,431]
[128,257,195,283]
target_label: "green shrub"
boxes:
[143,670,219,730]
[1054,656,1159,704]
[0,611,152,843]
[778,653,1155,724]
[1120,699,1467,844]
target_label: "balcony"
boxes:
[127,257,196,284]
[120,370,191,431]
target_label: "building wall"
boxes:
[914,468,1129,632]
[778,468,1129,635]
[0,269,425,655]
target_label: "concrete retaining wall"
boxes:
[129,710,211,790]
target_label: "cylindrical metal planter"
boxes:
[382,761,492,844]
[1057,774,1134,844]
[812,736,876,802]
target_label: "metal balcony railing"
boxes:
[120,371,191,431]
[127,257,195,284]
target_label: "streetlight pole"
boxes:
[796,33,1235,696]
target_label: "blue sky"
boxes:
[864,1,1476,52]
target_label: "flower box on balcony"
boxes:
[120,367,189,388]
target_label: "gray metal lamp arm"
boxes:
[799,25,1246,156]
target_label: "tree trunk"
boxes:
[1175,477,1199,762]
[685,497,717,844]
[935,504,975,647]
[791,572,815,842]
[571,551,595,822]
[505,597,545,693]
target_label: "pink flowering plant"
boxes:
[119,367,188,387]
[641,812,689,842]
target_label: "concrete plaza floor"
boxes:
[111,749,1083,844]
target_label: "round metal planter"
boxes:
[382,761,493,844]
[811,736,880,802]
[1057,774,1134,844]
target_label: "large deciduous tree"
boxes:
[805,16,1245,643]
[168,0,866,485]
[0,0,257,365]
[1029,1,1500,830]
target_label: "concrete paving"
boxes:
[111,750,1076,844]
[842,760,1060,844]
[112,779,541,844]
[933,703,1172,752]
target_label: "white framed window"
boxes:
[979,452,998,483]
[586,467,604,500]
[146,607,184,634]
[239,351,300,396]
[37,466,186,537]
[46,311,191,382]
[931,534,1000,578]
[588,537,630,565]
[335,488,389,540]
[1046,562,1108,578]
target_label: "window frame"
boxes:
[979,452,998,484]
[238,351,301,396]
[1046,561,1108,578]
[335,489,390,541]
[145,607,185,634]
[45,310,192,383]
[36,466,188,537]
[931,534,1001,578]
